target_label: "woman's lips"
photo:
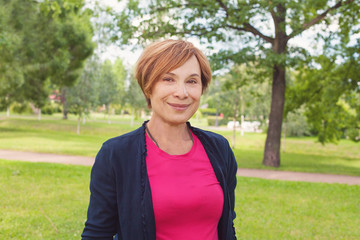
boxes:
[168,103,190,111]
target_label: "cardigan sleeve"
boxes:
[82,144,119,240]
[226,142,238,239]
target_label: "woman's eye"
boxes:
[187,79,198,84]
[163,77,173,82]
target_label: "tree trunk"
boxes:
[61,88,68,120]
[240,89,244,137]
[38,109,41,121]
[263,3,287,167]
[131,107,135,127]
[107,104,111,124]
[263,65,286,167]
[232,90,239,149]
[77,116,80,135]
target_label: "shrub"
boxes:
[10,102,33,114]
[284,109,311,137]
[207,116,227,126]
[200,108,217,116]
[41,102,62,115]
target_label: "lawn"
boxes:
[1,115,359,239]
[0,115,359,176]
[1,160,359,240]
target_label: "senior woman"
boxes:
[82,39,237,240]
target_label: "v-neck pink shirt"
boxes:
[146,131,224,240]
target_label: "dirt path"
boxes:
[1,149,359,186]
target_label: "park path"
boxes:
[1,149,360,186]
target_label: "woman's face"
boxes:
[149,55,202,126]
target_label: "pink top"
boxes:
[146,131,224,240]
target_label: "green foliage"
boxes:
[63,57,128,124]
[66,57,100,120]
[10,103,33,115]
[199,108,217,116]
[41,102,62,115]
[98,60,121,111]
[286,46,360,143]
[204,64,271,124]
[113,58,127,106]
[346,127,360,142]
[207,116,228,126]
[0,0,94,109]
[113,0,357,64]
[283,108,311,137]
[111,0,359,166]
[125,75,148,115]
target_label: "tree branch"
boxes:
[216,0,229,17]
[288,0,355,39]
[226,23,274,44]
[144,26,215,39]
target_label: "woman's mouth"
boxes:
[168,103,190,111]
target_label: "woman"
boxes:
[82,39,237,240]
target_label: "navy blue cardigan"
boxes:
[82,122,237,240]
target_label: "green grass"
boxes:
[226,132,360,176]
[0,116,360,176]
[1,160,359,240]
[0,117,139,156]
[235,177,360,239]
[0,160,91,239]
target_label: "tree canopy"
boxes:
[286,43,360,143]
[0,0,94,109]
[112,0,359,167]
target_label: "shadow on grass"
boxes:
[0,127,35,133]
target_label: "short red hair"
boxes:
[135,39,212,107]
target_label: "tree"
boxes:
[0,0,27,110]
[286,43,360,143]
[203,64,271,147]
[125,75,148,126]
[112,58,127,109]
[98,60,121,123]
[66,57,99,134]
[0,0,94,113]
[221,65,250,148]
[113,0,359,167]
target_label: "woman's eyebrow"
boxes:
[165,72,200,77]
[165,72,176,76]
[189,73,201,77]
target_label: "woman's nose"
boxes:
[174,82,188,98]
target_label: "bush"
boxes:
[346,127,360,142]
[41,102,62,115]
[200,108,217,116]
[112,104,123,115]
[10,102,33,114]
[41,105,54,115]
[284,110,311,137]
[207,116,228,126]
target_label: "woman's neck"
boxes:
[146,119,193,155]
